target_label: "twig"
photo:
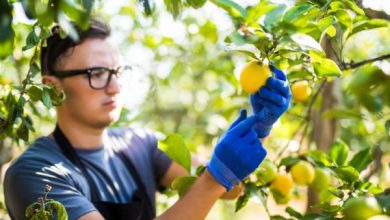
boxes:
[275,79,327,164]
[20,44,40,97]
[340,54,390,70]
[363,145,383,181]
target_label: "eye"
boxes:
[90,68,109,79]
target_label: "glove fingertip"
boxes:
[240,108,247,118]
[270,65,287,81]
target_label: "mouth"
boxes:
[103,99,117,108]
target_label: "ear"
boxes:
[42,75,63,92]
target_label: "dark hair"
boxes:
[40,19,111,75]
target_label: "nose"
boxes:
[105,74,122,94]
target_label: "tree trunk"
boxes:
[307,37,341,212]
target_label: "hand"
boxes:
[207,109,267,191]
[250,66,291,138]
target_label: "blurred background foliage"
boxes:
[0,0,389,219]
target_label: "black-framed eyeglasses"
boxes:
[52,65,133,90]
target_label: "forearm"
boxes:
[156,170,226,220]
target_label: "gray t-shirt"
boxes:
[4,127,172,220]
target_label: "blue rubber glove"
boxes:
[250,66,291,138]
[207,109,267,191]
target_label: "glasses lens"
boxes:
[89,68,111,89]
[116,66,133,85]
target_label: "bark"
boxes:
[355,0,390,21]
[307,36,342,212]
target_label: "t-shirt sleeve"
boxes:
[4,160,96,220]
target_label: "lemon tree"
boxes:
[1,0,389,219]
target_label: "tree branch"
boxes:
[355,0,390,21]
[340,54,390,70]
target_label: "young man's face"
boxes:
[54,38,124,128]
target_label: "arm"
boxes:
[157,110,266,219]
[156,170,225,220]
[160,159,242,200]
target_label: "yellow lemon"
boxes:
[290,161,315,185]
[239,61,271,94]
[270,173,293,197]
[291,80,311,102]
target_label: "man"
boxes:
[4,19,291,220]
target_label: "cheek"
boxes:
[63,81,100,111]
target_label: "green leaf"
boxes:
[335,166,359,184]
[246,1,277,25]
[264,4,286,31]
[25,202,40,218]
[31,61,41,78]
[344,0,365,15]
[375,194,390,209]
[41,90,53,109]
[328,187,344,198]
[282,3,313,23]
[27,85,43,102]
[139,0,152,15]
[47,85,65,106]
[270,215,289,220]
[311,202,341,213]
[22,115,35,132]
[195,165,206,176]
[356,180,383,194]
[235,194,249,212]
[312,58,342,77]
[159,134,191,173]
[22,29,40,51]
[386,120,390,135]
[325,25,336,37]
[329,139,349,166]
[16,123,29,141]
[171,176,197,196]
[17,96,27,111]
[348,148,372,172]
[317,16,336,31]
[321,109,364,119]
[0,10,14,59]
[210,0,247,18]
[350,19,388,38]
[60,0,89,28]
[48,201,68,220]
[286,207,303,218]
[334,9,353,31]
[306,150,332,166]
[164,0,183,18]
[301,213,335,220]
[279,156,300,167]
[291,33,322,51]
[187,0,207,9]
[224,43,260,59]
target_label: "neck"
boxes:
[56,115,106,150]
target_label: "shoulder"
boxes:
[6,137,69,175]
[108,127,158,149]
[4,137,96,220]
[4,137,81,189]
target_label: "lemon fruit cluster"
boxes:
[256,159,334,205]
